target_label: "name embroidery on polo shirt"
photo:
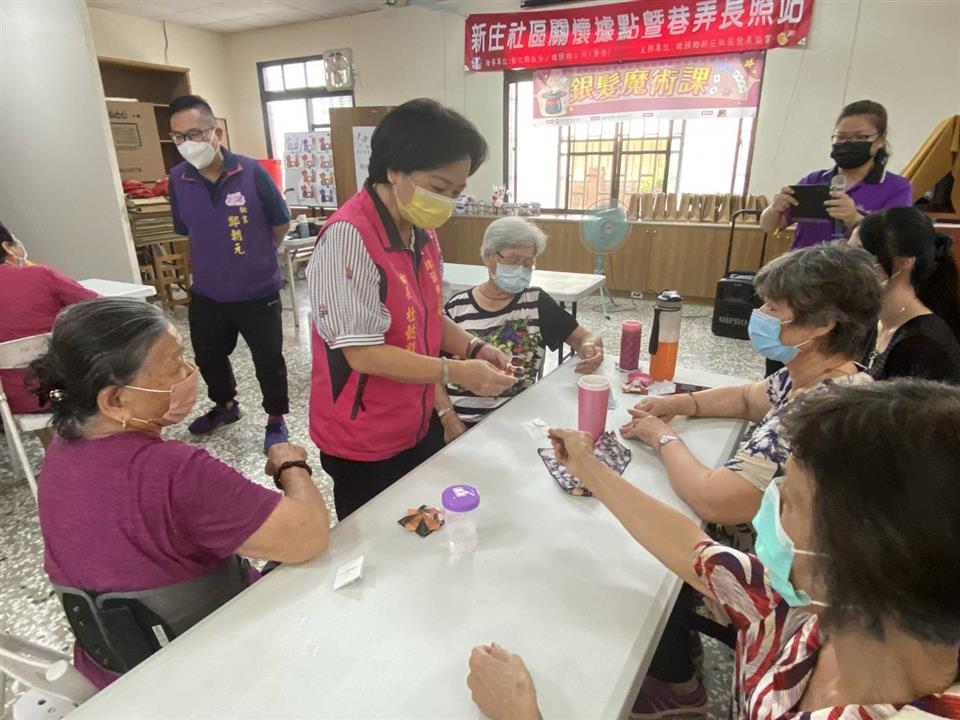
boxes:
[227,205,249,255]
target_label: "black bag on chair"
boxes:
[712,209,768,340]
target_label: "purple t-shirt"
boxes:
[38,432,282,688]
[788,166,912,249]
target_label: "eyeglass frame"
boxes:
[830,132,880,144]
[495,251,536,269]
[168,127,217,144]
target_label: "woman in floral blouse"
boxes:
[468,381,960,720]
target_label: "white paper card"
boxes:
[521,418,550,440]
[333,555,365,590]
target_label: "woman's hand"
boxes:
[629,394,691,423]
[620,409,673,450]
[574,340,603,374]
[264,442,308,476]
[467,644,541,720]
[548,428,595,476]
[476,343,511,373]
[451,359,517,397]
[440,411,468,444]
[771,185,799,214]
[824,190,862,228]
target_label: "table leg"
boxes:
[285,250,299,329]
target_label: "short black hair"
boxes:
[367,98,487,183]
[169,94,215,121]
[28,298,171,439]
[782,379,960,644]
[859,206,960,341]
[0,222,13,260]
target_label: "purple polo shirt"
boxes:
[169,149,290,302]
[788,164,912,249]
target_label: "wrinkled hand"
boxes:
[440,412,468,444]
[771,185,798,214]
[824,190,861,227]
[620,409,673,450]
[453,359,517,397]
[467,644,541,720]
[547,427,595,476]
[629,394,689,423]
[264,442,308,476]
[574,341,604,374]
[476,343,511,373]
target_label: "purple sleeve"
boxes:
[885,175,913,209]
[168,179,189,236]
[165,442,282,557]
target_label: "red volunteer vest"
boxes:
[309,184,444,462]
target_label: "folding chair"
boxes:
[0,333,52,501]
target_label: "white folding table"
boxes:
[69,358,747,720]
[79,279,156,300]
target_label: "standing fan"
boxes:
[579,198,634,319]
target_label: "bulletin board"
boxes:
[283,130,337,207]
[330,106,393,205]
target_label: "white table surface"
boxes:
[79,278,156,299]
[444,263,606,304]
[70,359,747,720]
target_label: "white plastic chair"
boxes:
[0,333,52,501]
[0,633,97,718]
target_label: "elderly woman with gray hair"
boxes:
[435,217,603,441]
[614,243,882,714]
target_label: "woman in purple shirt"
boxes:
[760,100,913,250]
[29,298,330,690]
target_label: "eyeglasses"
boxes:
[168,127,216,143]
[831,133,878,143]
[496,252,536,269]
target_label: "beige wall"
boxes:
[87,6,237,140]
[85,0,958,200]
[1,0,138,282]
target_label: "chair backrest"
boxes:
[0,334,51,371]
[0,633,97,705]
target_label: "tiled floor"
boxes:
[0,284,762,718]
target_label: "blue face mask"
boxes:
[753,481,827,608]
[748,310,808,363]
[493,263,532,294]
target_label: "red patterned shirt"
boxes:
[693,541,960,720]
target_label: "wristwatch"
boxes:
[657,434,681,452]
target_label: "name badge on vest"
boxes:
[225,192,246,207]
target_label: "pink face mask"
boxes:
[123,364,199,427]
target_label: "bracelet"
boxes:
[468,340,488,359]
[466,336,481,359]
[687,392,700,418]
[440,356,450,385]
[437,407,453,419]
[273,460,312,490]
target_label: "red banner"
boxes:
[465,0,814,72]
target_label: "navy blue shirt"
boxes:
[169,148,290,235]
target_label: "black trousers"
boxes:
[321,414,445,521]
[188,291,289,416]
[647,583,736,683]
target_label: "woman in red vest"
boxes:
[306,100,516,519]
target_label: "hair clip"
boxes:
[48,388,65,403]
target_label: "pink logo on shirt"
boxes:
[225,192,246,207]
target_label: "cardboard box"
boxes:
[107,101,165,182]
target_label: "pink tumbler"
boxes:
[619,320,643,371]
[578,375,610,442]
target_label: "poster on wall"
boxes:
[352,126,376,193]
[533,51,764,125]
[283,131,337,207]
[465,0,813,71]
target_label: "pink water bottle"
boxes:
[578,375,610,442]
[619,320,643,370]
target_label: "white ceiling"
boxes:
[86,0,391,34]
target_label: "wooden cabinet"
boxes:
[436,216,794,301]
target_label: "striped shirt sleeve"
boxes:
[306,221,391,349]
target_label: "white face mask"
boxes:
[177,133,218,170]
[4,241,27,267]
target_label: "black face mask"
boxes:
[831,141,874,170]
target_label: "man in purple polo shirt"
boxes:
[167,95,292,452]
[760,99,912,250]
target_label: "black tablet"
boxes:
[789,184,831,220]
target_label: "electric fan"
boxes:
[579,198,634,319]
